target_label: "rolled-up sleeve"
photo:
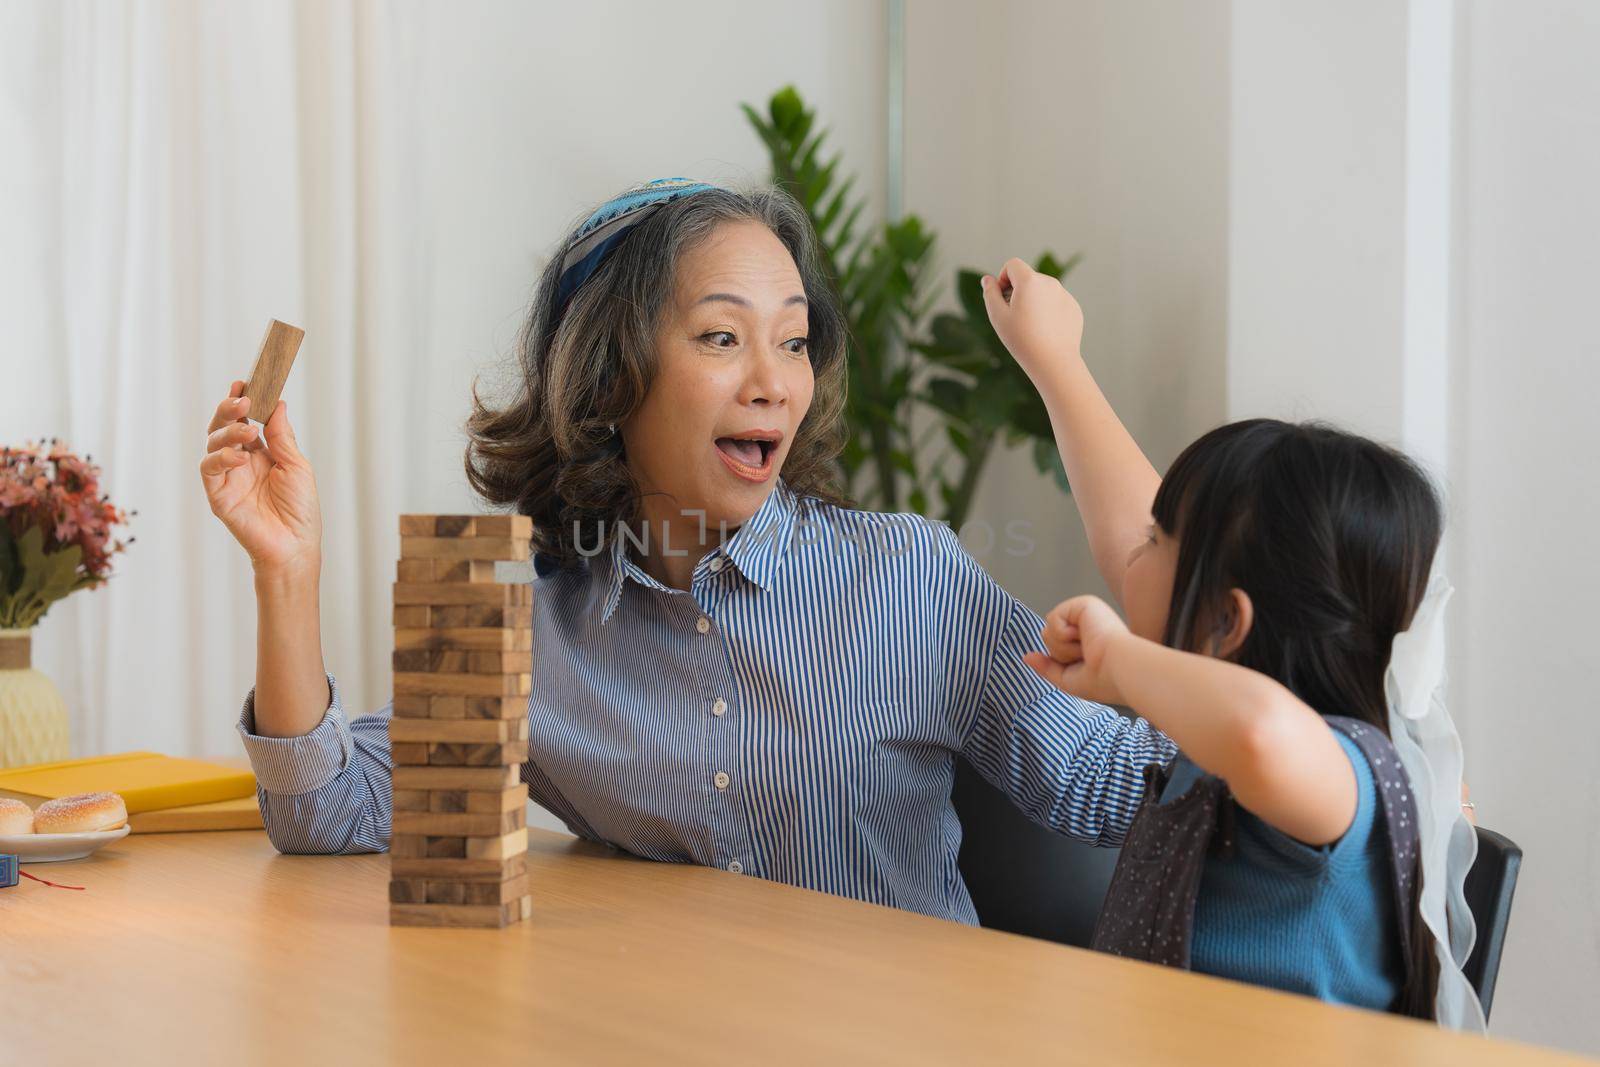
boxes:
[236,673,393,855]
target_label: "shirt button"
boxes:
[714,771,730,790]
[711,698,727,717]
[727,860,744,874]
[709,557,724,572]
[695,616,711,634]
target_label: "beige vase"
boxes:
[0,628,71,769]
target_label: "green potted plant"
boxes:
[744,86,1074,530]
[0,441,133,767]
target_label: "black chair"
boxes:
[1462,825,1522,1020]
[953,757,1523,1017]
[952,756,1119,948]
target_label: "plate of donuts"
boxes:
[0,791,131,862]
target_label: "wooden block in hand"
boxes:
[242,319,305,425]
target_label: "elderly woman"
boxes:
[200,179,1174,923]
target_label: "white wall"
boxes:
[904,0,1231,614]
[1449,0,1600,1052]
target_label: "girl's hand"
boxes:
[980,257,1086,390]
[1024,594,1132,706]
[199,381,323,579]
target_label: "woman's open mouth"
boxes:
[714,434,779,482]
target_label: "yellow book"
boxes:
[127,795,264,833]
[0,751,257,814]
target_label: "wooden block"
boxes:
[472,515,532,539]
[389,898,526,928]
[428,790,468,813]
[391,808,525,837]
[464,694,528,720]
[431,605,522,628]
[391,694,431,718]
[425,881,468,905]
[392,604,430,627]
[389,852,527,881]
[459,872,530,906]
[434,516,476,538]
[399,537,530,563]
[396,558,433,582]
[393,789,430,812]
[389,833,428,859]
[427,740,529,767]
[391,648,472,673]
[466,827,528,861]
[399,515,436,537]
[471,650,532,673]
[392,765,521,791]
[433,559,499,583]
[391,742,430,766]
[394,627,532,652]
[389,878,427,904]
[393,582,522,607]
[467,787,527,814]
[394,671,529,698]
[241,319,305,424]
[425,836,468,859]
[387,718,528,744]
[392,648,532,674]
[428,695,467,719]
[428,788,524,814]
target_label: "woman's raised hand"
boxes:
[980,257,1086,390]
[199,381,323,578]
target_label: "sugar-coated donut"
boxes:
[32,791,128,833]
[0,797,34,834]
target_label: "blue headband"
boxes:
[554,178,719,312]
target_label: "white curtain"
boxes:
[0,0,887,761]
[1,0,430,757]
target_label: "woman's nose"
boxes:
[740,349,789,407]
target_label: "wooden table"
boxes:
[0,828,1586,1065]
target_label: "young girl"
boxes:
[980,258,1479,1025]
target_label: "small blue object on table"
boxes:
[0,853,18,888]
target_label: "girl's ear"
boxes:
[1211,588,1255,659]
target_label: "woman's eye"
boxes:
[702,331,737,347]
[783,336,809,355]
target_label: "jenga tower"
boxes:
[388,513,535,927]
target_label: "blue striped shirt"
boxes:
[237,479,1176,923]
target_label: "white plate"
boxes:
[0,825,131,863]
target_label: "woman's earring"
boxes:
[608,422,617,436]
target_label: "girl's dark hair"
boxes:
[465,185,852,567]
[1151,418,1443,1019]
